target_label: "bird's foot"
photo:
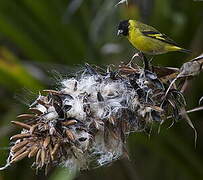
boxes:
[138,52,150,70]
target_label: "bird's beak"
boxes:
[117,30,123,36]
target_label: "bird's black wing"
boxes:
[142,31,178,46]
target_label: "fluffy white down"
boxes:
[60,74,139,169]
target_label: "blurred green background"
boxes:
[0,0,203,180]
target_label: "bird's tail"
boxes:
[179,48,192,54]
[165,46,192,54]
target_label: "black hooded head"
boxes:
[117,20,129,36]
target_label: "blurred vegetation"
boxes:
[0,0,203,180]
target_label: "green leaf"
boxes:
[0,47,43,91]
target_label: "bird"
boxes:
[117,19,191,55]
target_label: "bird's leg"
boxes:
[149,56,154,65]
[139,52,150,70]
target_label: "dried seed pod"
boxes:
[12,146,27,159]
[35,149,42,167]
[11,140,29,153]
[51,143,60,158]
[62,120,77,126]
[16,114,36,120]
[40,149,46,167]
[28,146,39,158]
[30,124,39,134]
[43,89,60,94]
[10,133,31,140]
[10,150,30,163]
[43,137,51,149]
[11,121,31,130]
[66,130,75,141]
[29,108,43,115]
[37,99,49,107]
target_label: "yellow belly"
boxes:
[128,34,166,55]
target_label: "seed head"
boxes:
[1,63,187,173]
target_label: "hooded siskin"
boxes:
[117,19,191,55]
